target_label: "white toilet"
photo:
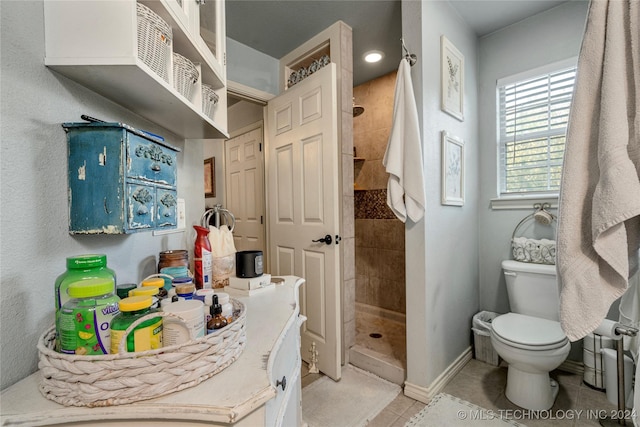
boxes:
[490,260,571,411]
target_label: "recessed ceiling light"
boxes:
[364,51,384,63]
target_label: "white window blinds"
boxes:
[498,63,577,195]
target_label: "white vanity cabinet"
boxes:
[0,277,306,427]
[43,0,228,139]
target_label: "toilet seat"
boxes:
[492,313,568,351]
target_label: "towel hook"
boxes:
[401,38,417,66]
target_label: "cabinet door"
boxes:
[191,0,225,78]
[266,321,301,426]
[67,129,126,234]
[156,187,178,228]
[127,133,177,186]
[127,183,156,231]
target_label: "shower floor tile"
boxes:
[355,307,406,368]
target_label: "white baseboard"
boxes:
[404,347,473,404]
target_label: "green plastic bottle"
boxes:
[55,254,116,312]
[110,296,163,353]
[56,278,120,355]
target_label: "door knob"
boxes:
[312,234,332,245]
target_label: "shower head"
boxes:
[353,105,365,117]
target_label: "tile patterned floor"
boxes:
[302,359,622,427]
[304,308,621,426]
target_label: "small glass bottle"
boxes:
[57,278,120,355]
[158,249,189,272]
[207,295,227,331]
[110,295,162,353]
[195,289,215,324]
[215,292,233,324]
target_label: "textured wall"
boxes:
[402,0,480,392]
[477,1,589,315]
[1,1,206,389]
[226,38,279,96]
[352,71,406,314]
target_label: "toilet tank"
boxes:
[502,260,559,321]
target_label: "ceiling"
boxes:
[226,0,570,88]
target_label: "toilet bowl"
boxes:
[491,312,570,410]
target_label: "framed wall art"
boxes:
[204,157,215,198]
[441,131,464,206]
[441,35,464,121]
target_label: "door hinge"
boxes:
[223,52,226,66]
[260,215,263,224]
[259,143,262,152]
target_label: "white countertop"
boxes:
[1,276,304,426]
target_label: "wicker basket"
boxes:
[511,205,556,265]
[511,236,556,265]
[137,3,172,83]
[173,53,199,101]
[38,299,246,407]
[202,84,219,119]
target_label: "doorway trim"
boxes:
[228,80,274,105]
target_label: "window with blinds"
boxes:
[498,63,577,195]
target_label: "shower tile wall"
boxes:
[353,71,406,314]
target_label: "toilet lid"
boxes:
[492,313,567,348]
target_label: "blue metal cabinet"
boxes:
[64,122,180,234]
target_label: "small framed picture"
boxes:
[441,131,464,206]
[204,157,215,198]
[441,35,464,121]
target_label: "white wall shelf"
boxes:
[44,0,228,140]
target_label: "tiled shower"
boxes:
[351,71,407,383]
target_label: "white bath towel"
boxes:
[557,0,640,342]
[383,59,425,223]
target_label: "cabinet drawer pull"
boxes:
[276,376,286,391]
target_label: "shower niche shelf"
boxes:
[353,157,366,191]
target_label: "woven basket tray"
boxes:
[38,299,246,407]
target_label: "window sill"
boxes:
[490,194,558,210]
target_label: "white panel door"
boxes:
[225,126,266,255]
[266,64,341,380]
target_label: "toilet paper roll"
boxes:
[593,319,624,340]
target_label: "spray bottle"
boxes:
[193,225,212,290]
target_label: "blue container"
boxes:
[160,266,190,290]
